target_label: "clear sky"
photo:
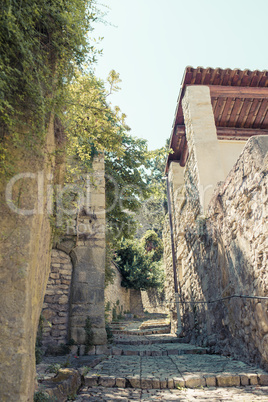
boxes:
[92,0,268,151]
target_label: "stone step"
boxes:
[111,326,171,336]
[84,354,268,390]
[113,334,185,345]
[139,321,170,330]
[110,343,207,356]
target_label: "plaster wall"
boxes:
[218,140,246,178]
[182,86,225,212]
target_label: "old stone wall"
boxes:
[164,136,268,369]
[140,289,168,315]
[128,289,167,316]
[69,156,107,346]
[104,264,130,322]
[0,117,56,401]
[42,250,73,346]
[40,156,107,350]
[104,265,167,320]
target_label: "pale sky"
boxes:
[92,0,268,150]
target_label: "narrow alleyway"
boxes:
[75,316,268,401]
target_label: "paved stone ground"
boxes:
[110,342,206,356]
[74,317,268,400]
[36,316,268,400]
[76,385,268,401]
[84,354,268,389]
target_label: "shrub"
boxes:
[105,324,113,343]
[141,230,164,262]
[33,391,51,402]
[116,235,164,290]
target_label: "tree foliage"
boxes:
[135,143,169,238]
[116,231,164,290]
[105,133,151,244]
[0,0,101,175]
[65,70,128,175]
[141,230,164,262]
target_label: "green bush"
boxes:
[105,323,113,343]
[46,363,62,374]
[141,230,164,262]
[112,306,117,321]
[33,391,51,402]
[115,232,165,291]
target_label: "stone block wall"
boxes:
[104,264,130,322]
[42,249,73,346]
[164,136,268,369]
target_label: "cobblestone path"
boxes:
[75,318,268,401]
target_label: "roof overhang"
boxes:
[165,67,268,174]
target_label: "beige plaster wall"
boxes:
[182,85,225,212]
[218,140,246,178]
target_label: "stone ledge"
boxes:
[83,373,268,389]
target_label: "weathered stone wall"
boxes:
[67,155,107,346]
[164,136,268,369]
[129,289,145,315]
[104,264,130,322]
[42,249,73,346]
[40,155,107,353]
[0,118,56,401]
[140,289,168,314]
[104,265,167,320]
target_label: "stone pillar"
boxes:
[69,155,107,346]
[182,86,225,212]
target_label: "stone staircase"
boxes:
[83,318,268,390]
[109,318,171,336]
